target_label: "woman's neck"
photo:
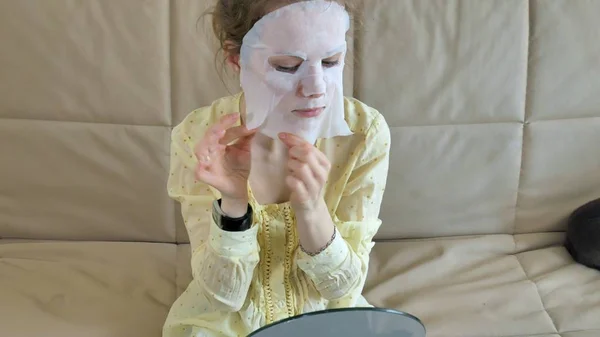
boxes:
[240,93,288,157]
[251,132,288,156]
[240,93,294,205]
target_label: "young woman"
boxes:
[164,1,391,336]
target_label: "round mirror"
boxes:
[248,308,426,337]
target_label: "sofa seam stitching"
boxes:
[513,236,559,335]
[512,0,532,236]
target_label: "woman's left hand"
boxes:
[278,132,330,214]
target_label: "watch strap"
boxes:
[212,199,253,232]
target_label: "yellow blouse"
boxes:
[164,93,391,337]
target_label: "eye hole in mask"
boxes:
[268,53,343,74]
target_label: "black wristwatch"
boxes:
[212,199,253,232]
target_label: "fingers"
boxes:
[286,175,309,202]
[281,132,329,167]
[209,113,240,140]
[313,149,330,169]
[195,139,225,164]
[195,128,223,161]
[220,125,257,145]
[218,113,241,129]
[288,158,321,194]
[194,113,242,161]
[277,132,331,206]
[278,132,308,148]
[195,159,216,181]
[288,143,330,181]
[193,112,253,193]
[205,113,240,146]
[289,150,328,184]
[286,142,331,202]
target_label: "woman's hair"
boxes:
[202,0,361,78]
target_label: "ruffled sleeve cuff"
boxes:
[208,218,259,257]
[296,227,351,282]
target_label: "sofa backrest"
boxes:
[1,0,599,243]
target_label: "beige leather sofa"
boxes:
[1,1,599,337]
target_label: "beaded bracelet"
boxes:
[300,228,337,257]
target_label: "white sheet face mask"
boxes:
[240,0,353,144]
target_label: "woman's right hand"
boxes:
[194,113,257,212]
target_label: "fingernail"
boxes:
[279,133,287,139]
